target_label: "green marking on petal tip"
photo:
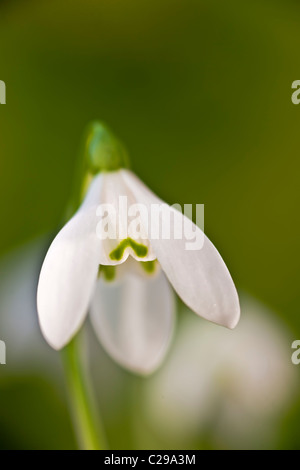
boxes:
[140,260,157,274]
[98,265,116,282]
[109,238,148,261]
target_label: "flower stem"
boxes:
[62,334,107,450]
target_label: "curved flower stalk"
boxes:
[37,121,240,375]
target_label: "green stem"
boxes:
[62,334,107,450]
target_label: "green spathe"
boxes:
[70,121,130,212]
[84,121,129,173]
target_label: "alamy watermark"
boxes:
[95,199,205,251]
[291,80,300,104]
[291,340,300,365]
[0,80,6,357]
[0,340,6,364]
[0,80,6,104]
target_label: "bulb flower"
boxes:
[37,122,240,374]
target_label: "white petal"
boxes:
[90,263,175,375]
[121,169,240,329]
[98,171,156,264]
[37,174,104,349]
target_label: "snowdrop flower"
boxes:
[37,122,240,374]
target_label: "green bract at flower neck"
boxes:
[68,121,130,213]
[83,121,129,174]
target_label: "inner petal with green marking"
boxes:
[109,237,148,261]
[140,260,157,274]
[98,265,116,282]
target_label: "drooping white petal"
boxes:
[90,263,175,375]
[121,169,240,329]
[37,174,105,349]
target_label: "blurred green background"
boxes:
[0,0,299,450]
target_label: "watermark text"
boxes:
[291,340,300,365]
[0,80,6,104]
[95,198,205,251]
[0,340,6,364]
